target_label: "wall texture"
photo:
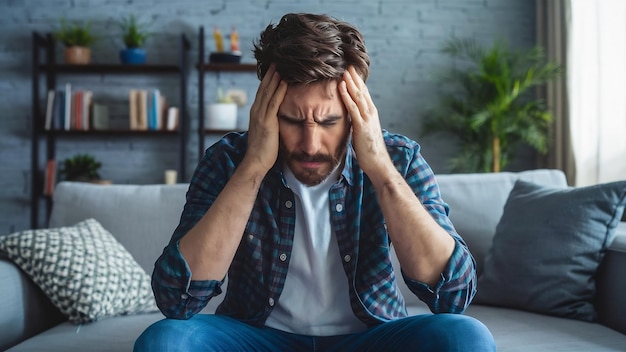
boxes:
[0,0,536,233]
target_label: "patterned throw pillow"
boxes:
[0,219,157,324]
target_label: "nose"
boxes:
[299,124,321,156]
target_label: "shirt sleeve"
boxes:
[151,137,237,319]
[394,136,477,313]
[402,240,477,313]
[152,241,223,319]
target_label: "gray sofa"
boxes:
[1,169,625,351]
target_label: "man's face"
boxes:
[278,80,350,186]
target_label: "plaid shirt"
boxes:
[152,130,477,327]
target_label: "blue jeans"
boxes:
[134,313,495,352]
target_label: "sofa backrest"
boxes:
[49,182,189,273]
[435,169,568,274]
[49,170,568,311]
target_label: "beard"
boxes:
[279,134,350,186]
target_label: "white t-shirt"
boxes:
[264,166,366,335]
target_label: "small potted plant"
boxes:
[54,19,97,65]
[59,154,111,184]
[119,15,151,64]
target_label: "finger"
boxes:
[339,79,363,128]
[252,68,281,118]
[346,66,375,113]
[254,64,276,100]
[267,80,288,118]
[343,69,370,119]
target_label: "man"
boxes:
[135,13,495,351]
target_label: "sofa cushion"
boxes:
[49,182,188,273]
[474,180,626,322]
[0,219,157,324]
[436,169,568,274]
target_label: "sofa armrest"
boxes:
[0,256,65,351]
[596,222,626,334]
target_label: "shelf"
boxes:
[43,129,179,136]
[39,63,182,74]
[197,63,257,72]
[31,31,190,229]
[197,26,257,160]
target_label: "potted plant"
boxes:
[421,38,562,173]
[59,154,110,184]
[54,19,97,65]
[119,15,151,64]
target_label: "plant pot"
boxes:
[205,103,238,130]
[120,48,146,65]
[65,46,91,65]
[87,179,112,185]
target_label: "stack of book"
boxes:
[44,85,180,131]
[44,84,93,131]
[128,89,179,131]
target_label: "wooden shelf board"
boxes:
[39,64,181,74]
[44,129,179,136]
[197,63,257,72]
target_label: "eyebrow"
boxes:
[277,113,343,124]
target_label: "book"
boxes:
[152,89,163,130]
[54,89,65,131]
[166,106,179,131]
[43,159,56,196]
[137,90,148,130]
[129,89,139,130]
[92,103,109,130]
[149,89,161,130]
[74,90,83,130]
[64,83,71,130]
[159,94,168,130]
[44,90,55,131]
[82,90,93,130]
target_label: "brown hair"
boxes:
[253,13,370,84]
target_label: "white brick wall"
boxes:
[0,0,536,233]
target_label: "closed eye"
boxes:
[278,114,343,127]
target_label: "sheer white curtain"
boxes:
[569,0,626,186]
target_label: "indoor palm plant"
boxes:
[54,19,97,64]
[119,15,151,64]
[421,38,562,173]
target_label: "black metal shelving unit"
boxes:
[196,26,256,160]
[30,32,190,228]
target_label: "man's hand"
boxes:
[339,66,394,181]
[244,64,288,173]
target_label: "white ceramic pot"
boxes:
[205,103,238,130]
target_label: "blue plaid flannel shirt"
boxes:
[152,130,477,327]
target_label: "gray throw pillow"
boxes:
[0,219,157,324]
[474,180,626,321]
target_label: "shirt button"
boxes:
[335,203,343,212]
[285,200,293,208]
[279,253,287,262]
[344,254,351,262]
[268,297,275,306]
[247,234,253,241]
[181,293,189,299]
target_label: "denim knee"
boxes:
[134,318,203,352]
[422,314,496,352]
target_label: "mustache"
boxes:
[290,152,334,163]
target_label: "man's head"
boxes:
[253,13,370,84]
[253,13,370,186]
